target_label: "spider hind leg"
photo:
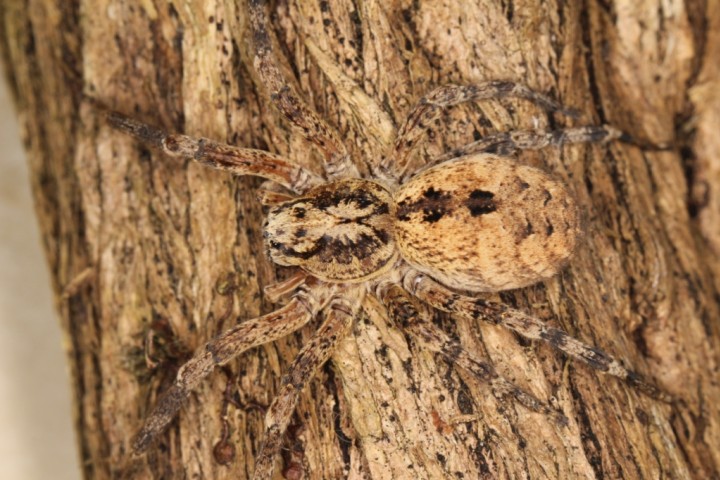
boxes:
[378,282,568,426]
[405,271,672,403]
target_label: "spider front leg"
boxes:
[377,283,568,425]
[404,271,672,403]
[108,112,321,194]
[248,0,356,179]
[253,297,359,480]
[387,81,578,177]
[133,284,331,453]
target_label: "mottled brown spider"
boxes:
[108,1,669,478]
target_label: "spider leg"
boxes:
[404,271,672,403]
[252,298,358,480]
[377,282,568,425]
[387,82,577,178]
[256,182,295,206]
[108,111,321,194]
[248,0,357,179]
[425,125,624,169]
[133,285,331,454]
[263,270,308,303]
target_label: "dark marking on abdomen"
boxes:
[397,188,452,223]
[542,189,553,206]
[465,189,497,216]
[546,222,554,236]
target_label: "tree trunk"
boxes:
[2,0,719,478]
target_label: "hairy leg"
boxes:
[256,183,295,206]
[248,0,356,178]
[387,81,577,177]
[377,283,568,425]
[252,298,358,480]
[263,270,308,303]
[108,111,321,193]
[424,125,624,170]
[133,283,332,453]
[404,271,671,402]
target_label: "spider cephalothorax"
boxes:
[106,1,670,479]
[265,179,398,282]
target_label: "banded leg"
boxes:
[378,283,568,425]
[425,125,624,169]
[133,291,326,453]
[252,299,357,480]
[387,81,578,176]
[404,271,671,403]
[108,112,321,193]
[248,0,356,178]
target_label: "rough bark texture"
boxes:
[2,0,719,479]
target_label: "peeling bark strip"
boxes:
[1,1,719,479]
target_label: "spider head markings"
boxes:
[264,178,398,283]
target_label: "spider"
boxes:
[107,1,669,478]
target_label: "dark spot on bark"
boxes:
[465,189,497,216]
[293,207,306,219]
[456,389,474,414]
[635,407,649,425]
[442,341,462,361]
[517,179,530,190]
[295,228,307,238]
[401,358,414,378]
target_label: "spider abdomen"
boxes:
[394,154,581,292]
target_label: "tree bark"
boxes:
[2,0,719,478]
